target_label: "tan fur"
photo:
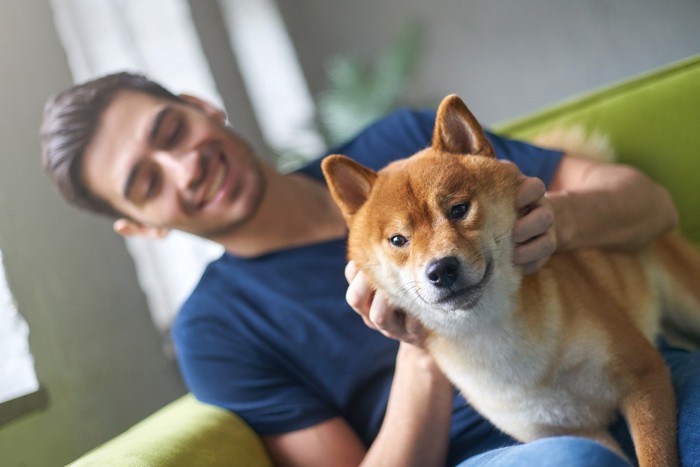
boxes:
[322,95,700,467]
[533,125,617,163]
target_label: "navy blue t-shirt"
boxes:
[172,109,564,464]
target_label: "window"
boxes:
[0,249,44,425]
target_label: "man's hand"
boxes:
[510,167,557,274]
[344,261,428,347]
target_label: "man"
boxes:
[41,72,697,466]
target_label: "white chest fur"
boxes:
[427,298,621,442]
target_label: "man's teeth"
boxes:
[204,166,226,203]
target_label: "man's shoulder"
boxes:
[368,107,435,134]
[345,107,436,148]
[297,108,436,179]
[330,108,436,171]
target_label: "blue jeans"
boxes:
[662,341,700,466]
[456,437,630,467]
[456,342,700,466]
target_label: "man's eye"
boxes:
[162,118,184,147]
[167,119,183,146]
[142,172,160,201]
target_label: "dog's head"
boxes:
[322,95,522,334]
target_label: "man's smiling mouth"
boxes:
[185,151,230,214]
[204,159,227,204]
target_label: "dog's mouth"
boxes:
[434,258,493,309]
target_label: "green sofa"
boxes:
[69,55,700,466]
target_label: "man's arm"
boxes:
[262,343,453,467]
[262,418,365,467]
[547,154,678,252]
[362,343,453,467]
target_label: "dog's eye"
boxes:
[389,235,408,247]
[449,202,470,220]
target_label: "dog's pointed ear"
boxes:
[322,155,377,223]
[432,94,495,158]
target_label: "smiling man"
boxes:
[40,72,699,466]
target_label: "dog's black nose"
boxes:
[426,256,460,288]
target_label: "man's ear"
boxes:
[432,94,495,158]
[178,93,227,124]
[321,155,377,224]
[113,218,170,240]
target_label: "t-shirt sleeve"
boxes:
[485,131,564,187]
[172,308,336,435]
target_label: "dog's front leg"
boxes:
[620,348,678,467]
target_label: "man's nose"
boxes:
[154,149,202,190]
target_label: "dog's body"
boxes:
[322,95,700,467]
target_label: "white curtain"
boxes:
[217,0,324,159]
[0,249,39,403]
[49,0,321,345]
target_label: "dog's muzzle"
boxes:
[424,256,493,309]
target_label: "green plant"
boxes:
[275,19,423,170]
[316,19,423,147]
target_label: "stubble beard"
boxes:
[199,157,267,242]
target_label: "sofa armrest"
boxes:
[69,394,272,467]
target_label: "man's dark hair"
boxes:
[40,72,182,218]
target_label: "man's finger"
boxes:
[513,231,556,268]
[515,175,546,210]
[369,290,407,340]
[344,260,359,283]
[512,202,554,244]
[346,269,374,316]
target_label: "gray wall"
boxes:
[279,0,700,124]
[0,1,697,465]
[0,3,185,466]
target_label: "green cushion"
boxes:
[496,54,700,247]
[68,394,272,467]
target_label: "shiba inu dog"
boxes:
[322,94,700,466]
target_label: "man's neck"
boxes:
[214,169,347,257]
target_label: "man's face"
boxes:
[82,90,265,241]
